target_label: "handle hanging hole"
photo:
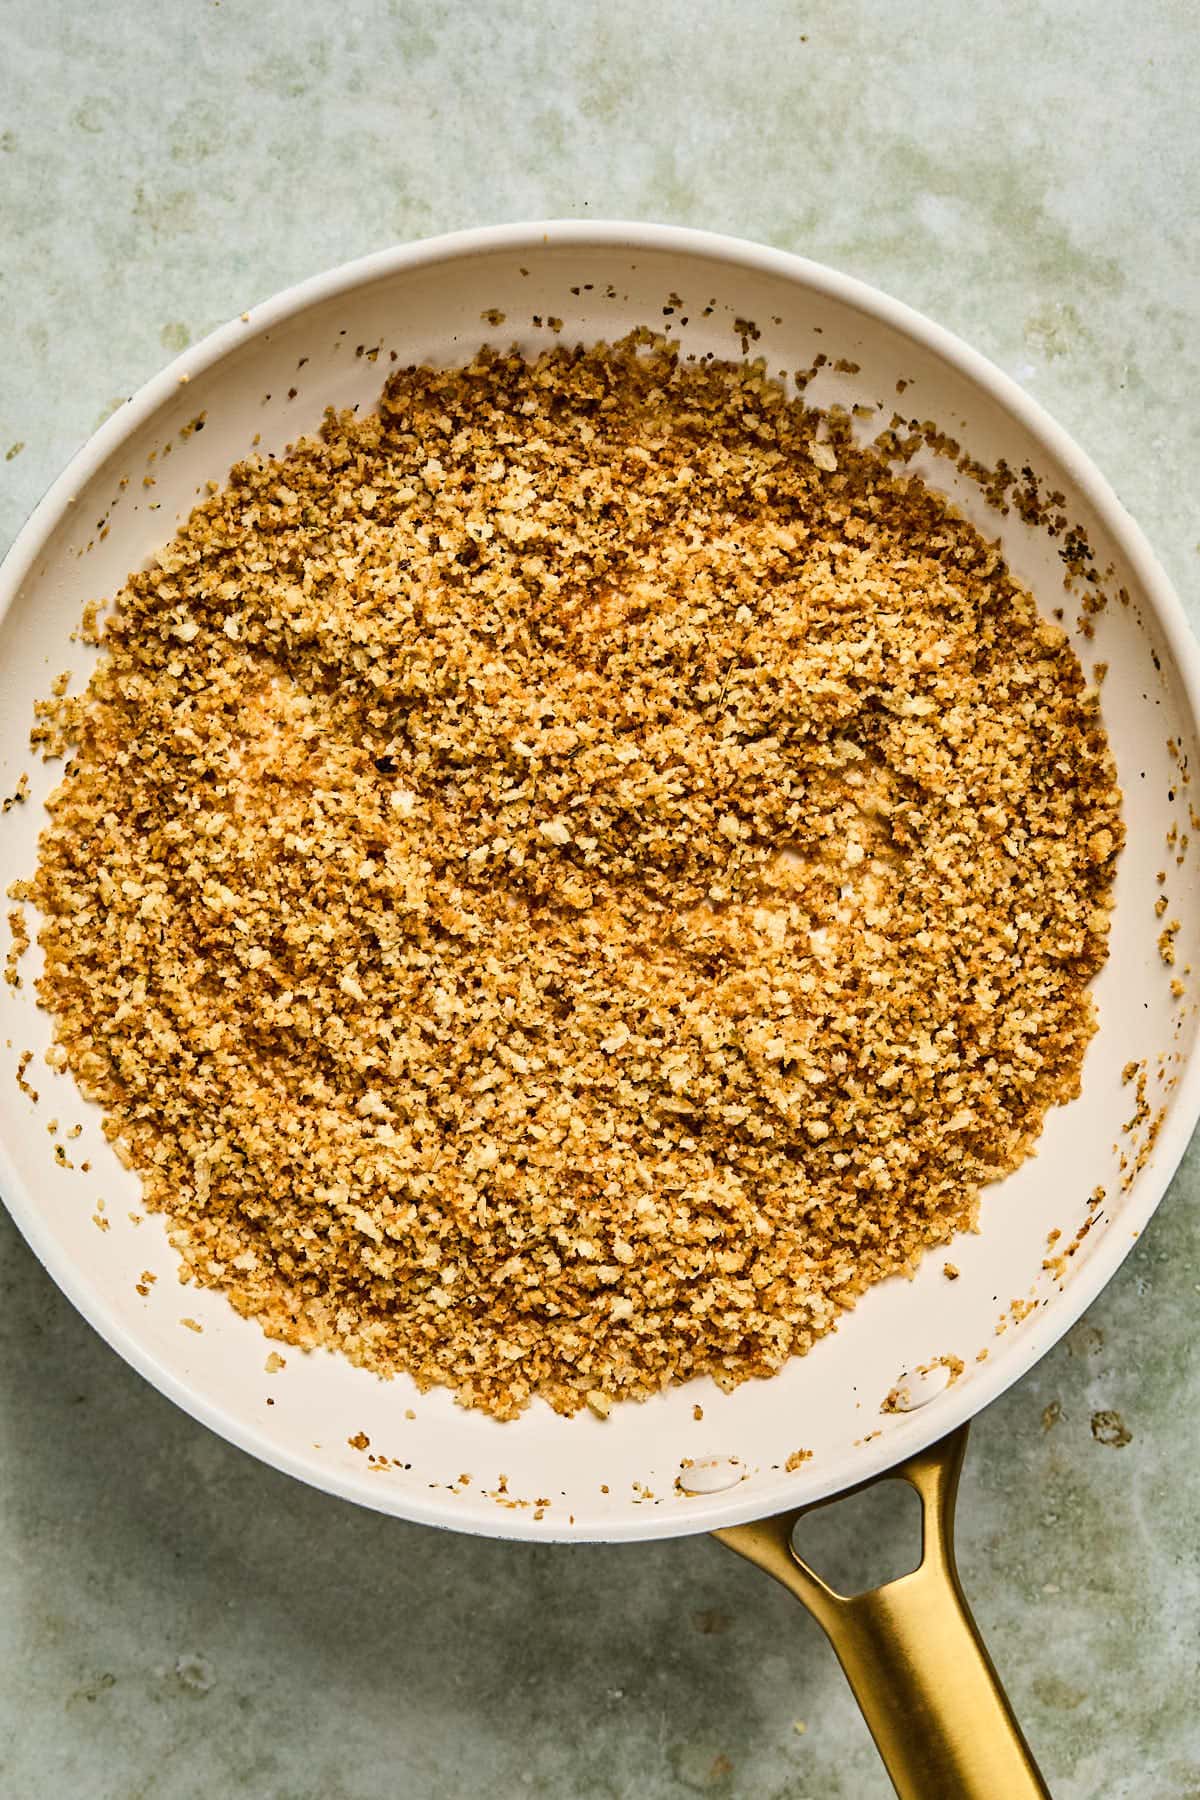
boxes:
[790,1477,924,1598]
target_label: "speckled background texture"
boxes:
[2,3,1198,1796]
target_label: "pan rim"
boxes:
[2,217,1198,1542]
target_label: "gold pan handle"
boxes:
[714,1425,1050,1800]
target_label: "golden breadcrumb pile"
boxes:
[25,334,1122,1416]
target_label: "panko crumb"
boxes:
[15,1049,38,1103]
[4,909,30,988]
[1,771,30,812]
[25,333,1123,1420]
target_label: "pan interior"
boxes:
[1,227,1197,1540]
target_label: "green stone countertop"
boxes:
[1,3,1197,1795]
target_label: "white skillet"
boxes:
[2,224,1196,1797]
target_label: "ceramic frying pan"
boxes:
[2,224,1197,1798]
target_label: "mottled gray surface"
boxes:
[2,2,1199,1795]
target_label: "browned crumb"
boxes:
[1091,1409,1131,1449]
[785,1448,813,1471]
[942,1261,960,1280]
[481,309,505,327]
[15,1049,38,1103]
[264,1351,287,1373]
[1120,1094,1167,1192]
[180,1316,202,1333]
[1159,922,1180,966]
[24,334,1123,1420]
[1041,1399,1062,1431]
[347,1431,370,1452]
[692,1403,704,1421]
[1122,1065,1151,1139]
[2,771,30,812]
[4,909,30,989]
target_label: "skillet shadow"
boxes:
[0,1209,904,1799]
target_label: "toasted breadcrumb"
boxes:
[27,335,1122,1418]
[4,909,29,988]
[15,1049,38,1103]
